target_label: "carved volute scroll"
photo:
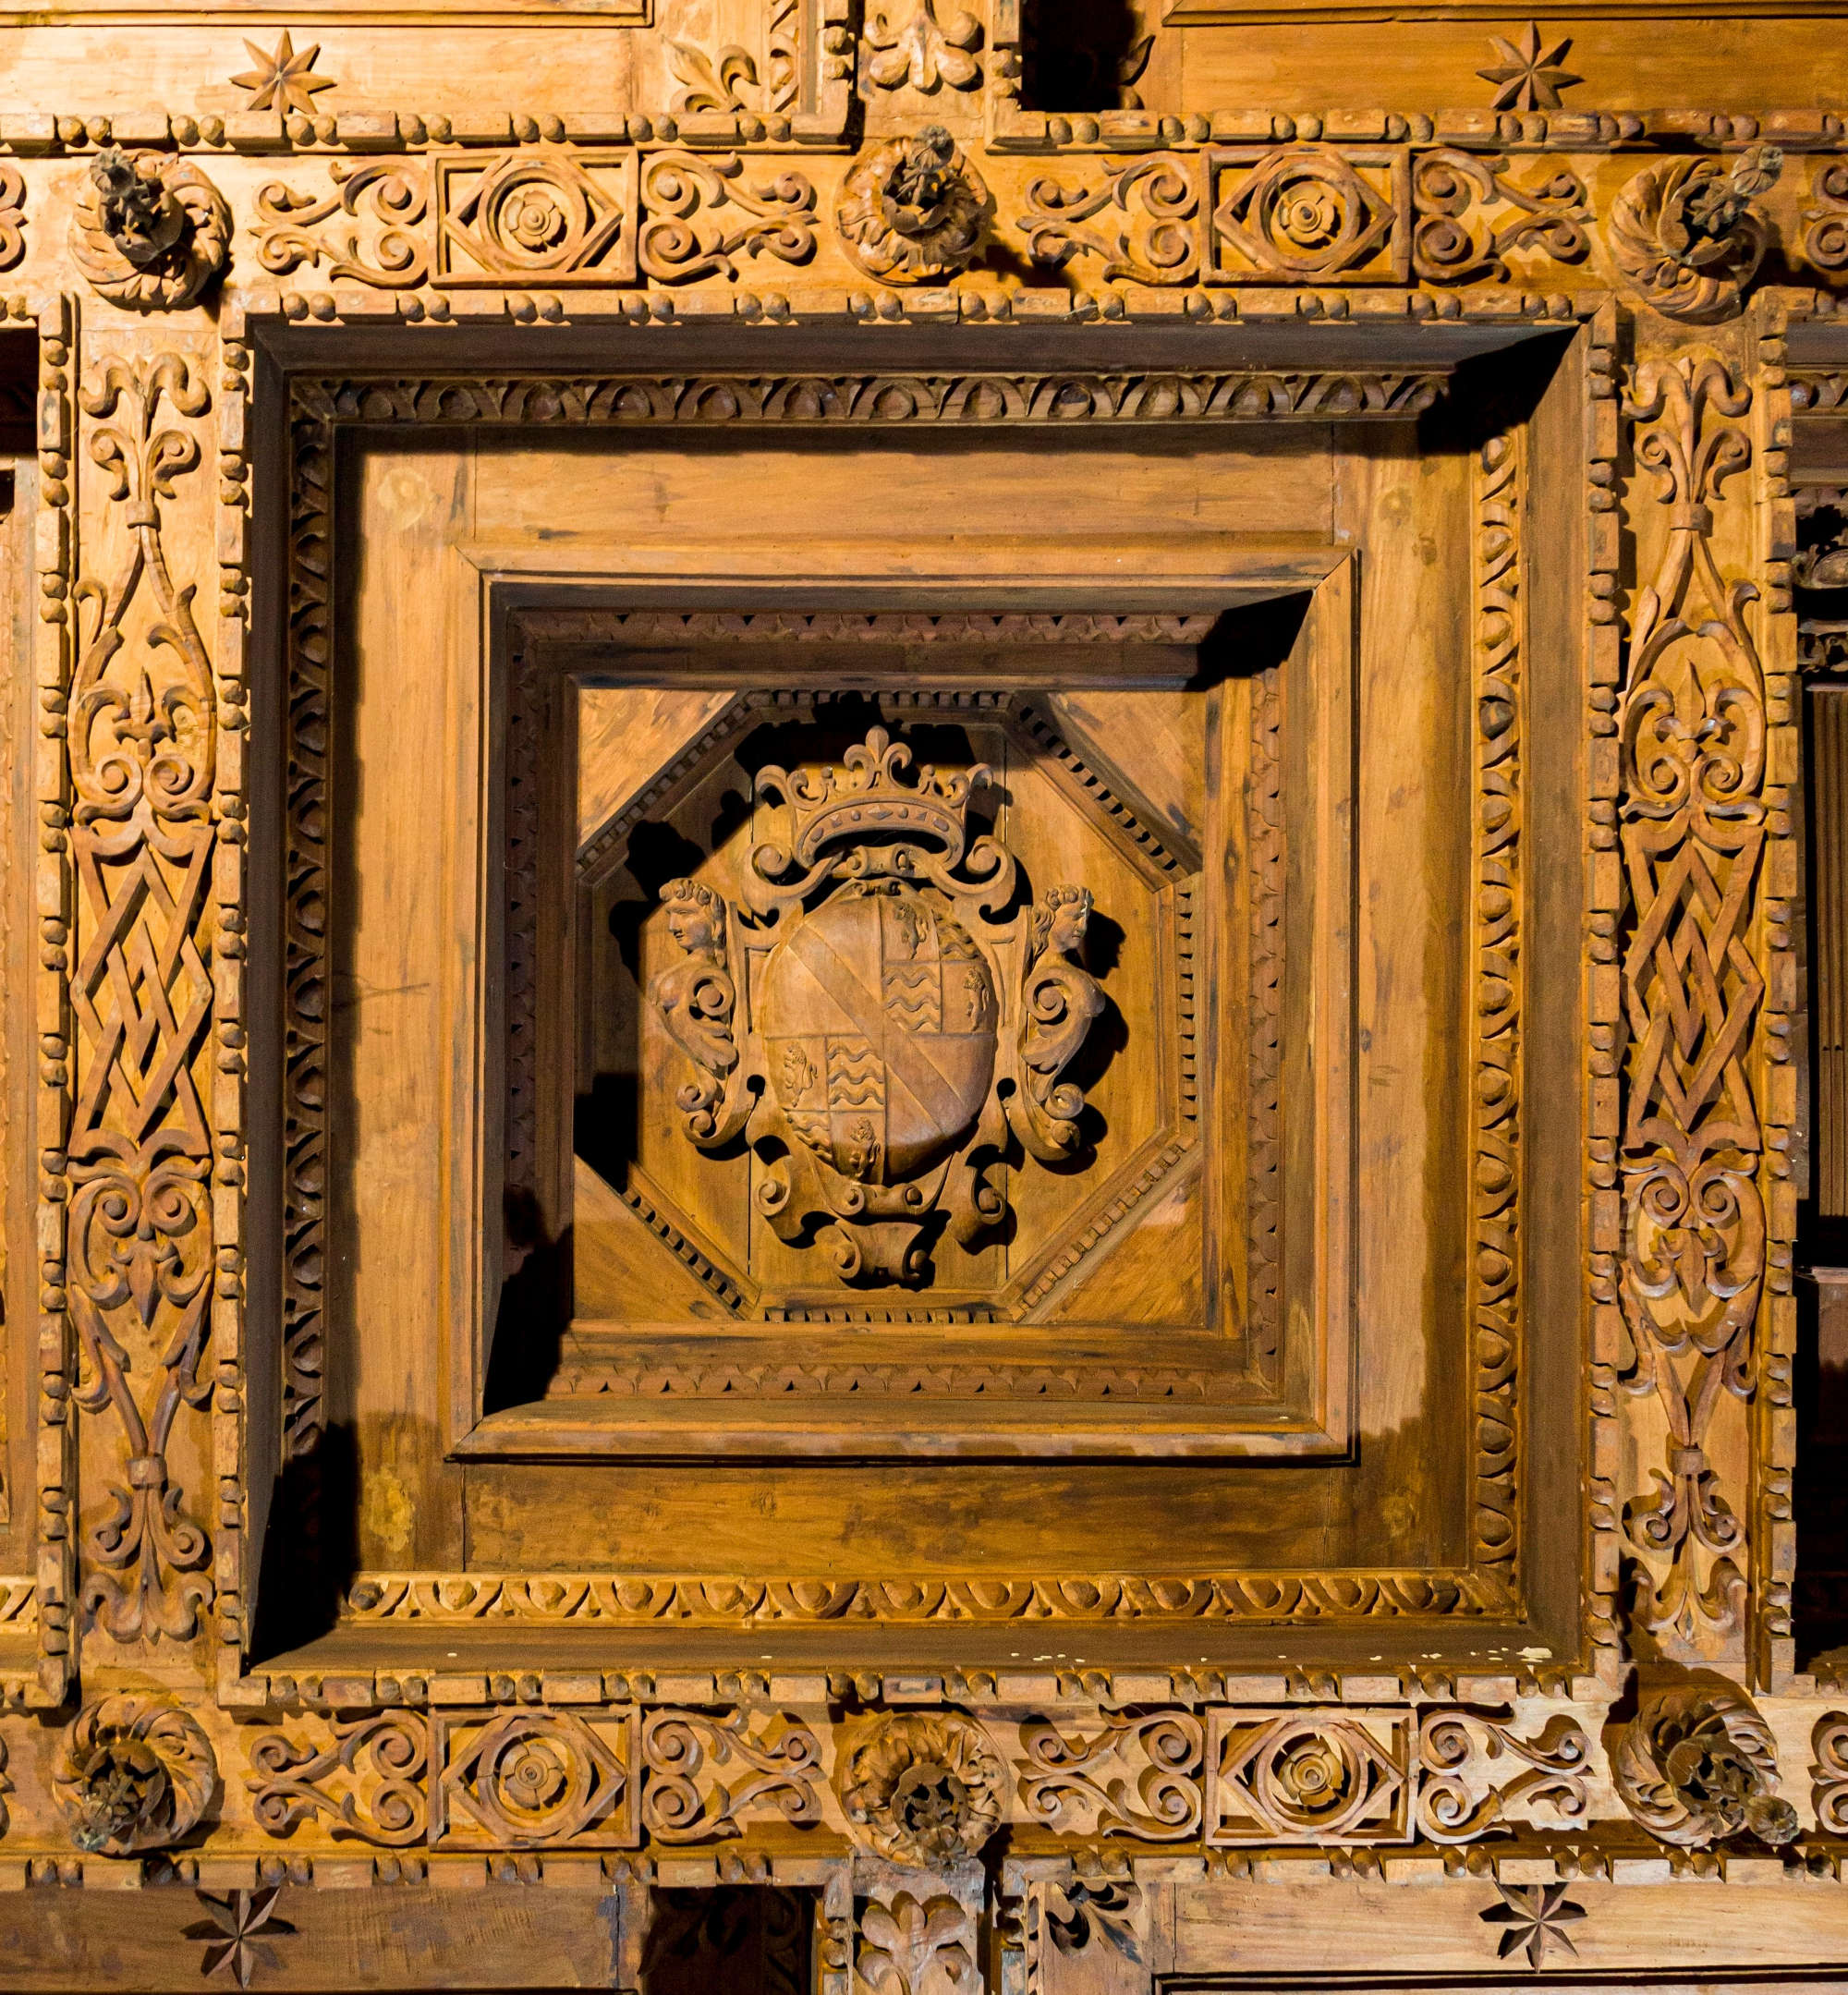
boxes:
[648,724,1105,1284]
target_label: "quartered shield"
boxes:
[758,882,998,1184]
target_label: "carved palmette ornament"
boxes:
[650,724,1105,1284]
[1611,1684,1799,1847]
[837,126,991,282]
[1607,145,1782,322]
[54,1696,218,1855]
[70,147,231,310]
[839,1711,1005,1863]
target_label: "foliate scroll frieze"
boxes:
[70,351,219,1648]
[639,1707,823,1843]
[1411,152,1589,286]
[1205,1707,1591,1846]
[256,163,432,290]
[1020,153,1200,288]
[1017,1711,1204,1843]
[1613,353,1766,1654]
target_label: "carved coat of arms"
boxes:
[649,725,1105,1284]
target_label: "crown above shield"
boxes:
[755,724,991,870]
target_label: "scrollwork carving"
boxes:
[257,162,432,290]
[1413,1710,1590,1843]
[1609,147,1782,323]
[1017,1710,1204,1841]
[1614,353,1764,1648]
[249,1713,431,1847]
[838,127,991,284]
[639,1708,822,1843]
[840,1711,1004,1864]
[69,352,218,1648]
[71,148,230,310]
[1020,153,1200,286]
[638,151,817,284]
[1812,1711,1848,1832]
[0,164,24,272]
[1012,886,1106,1162]
[1612,1683,1799,1846]
[55,1695,217,1855]
[1411,151,1589,286]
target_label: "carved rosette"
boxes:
[70,148,231,310]
[1608,146,1782,323]
[1612,1684,1799,1847]
[54,1696,217,1855]
[837,126,991,283]
[839,1711,1004,1863]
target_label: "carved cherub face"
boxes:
[1042,886,1092,956]
[662,880,721,953]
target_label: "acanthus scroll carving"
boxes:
[1612,1682,1799,1846]
[650,724,1106,1284]
[1609,146,1782,322]
[55,1696,217,1855]
[71,148,230,310]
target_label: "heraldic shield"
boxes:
[759,882,999,1186]
[649,724,1106,1286]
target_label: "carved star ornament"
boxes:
[1477,22,1583,112]
[231,32,336,117]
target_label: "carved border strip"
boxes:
[27,294,75,1708]
[1472,423,1524,1614]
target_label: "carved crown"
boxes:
[755,725,991,869]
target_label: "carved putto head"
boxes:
[1033,882,1094,960]
[659,876,726,956]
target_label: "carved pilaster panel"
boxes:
[68,334,219,1653]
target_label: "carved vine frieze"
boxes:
[68,351,219,1647]
[1611,352,1767,1654]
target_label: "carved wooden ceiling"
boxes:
[0,3,1846,1991]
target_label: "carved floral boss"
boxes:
[650,726,1104,1284]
